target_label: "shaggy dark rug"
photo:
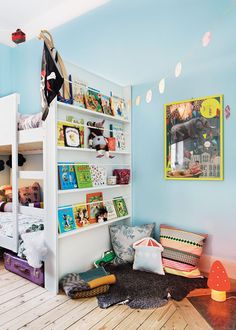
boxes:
[97,264,208,309]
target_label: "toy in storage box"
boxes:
[3,252,44,287]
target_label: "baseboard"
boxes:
[199,254,236,279]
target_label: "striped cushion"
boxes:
[160,225,207,278]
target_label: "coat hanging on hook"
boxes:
[39,30,69,120]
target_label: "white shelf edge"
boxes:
[57,101,130,124]
[58,184,131,194]
[57,146,130,155]
[58,215,130,239]
[19,170,44,180]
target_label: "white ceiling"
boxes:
[0,0,109,46]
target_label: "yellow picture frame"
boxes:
[164,94,224,181]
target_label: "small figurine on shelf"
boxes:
[87,120,114,158]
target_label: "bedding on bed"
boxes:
[0,212,43,237]
[0,212,45,268]
[18,113,42,130]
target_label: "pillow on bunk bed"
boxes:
[18,182,41,206]
[18,113,42,130]
[160,224,207,278]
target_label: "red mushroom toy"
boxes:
[207,260,230,302]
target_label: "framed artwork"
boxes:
[164,95,223,180]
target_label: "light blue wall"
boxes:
[0,0,235,261]
[132,55,236,260]
[0,44,13,96]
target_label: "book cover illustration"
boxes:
[86,192,103,223]
[113,197,128,218]
[85,88,103,113]
[66,116,85,148]
[58,207,76,233]
[72,79,87,108]
[74,163,93,189]
[90,165,107,186]
[101,94,114,116]
[111,96,126,119]
[63,125,81,148]
[57,121,74,147]
[58,165,78,190]
[103,200,117,220]
[110,124,126,151]
[73,204,90,228]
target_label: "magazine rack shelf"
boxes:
[44,62,132,293]
[58,215,131,239]
[58,101,131,124]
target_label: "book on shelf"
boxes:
[58,206,76,233]
[74,163,93,189]
[110,124,126,151]
[111,95,127,119]
[103,200,117,220]
[63,125,81,148]
[57,120,84,148]
[84,88,103,113]
[58,164,78,190]
[86,192,103,224]
[101,94,114,116]
[113,197,128,217]
[90,165,107,186]
[66,116,85,148]
[72,79,87,108]
[73,203,90,228]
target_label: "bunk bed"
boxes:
[0,64,132,293]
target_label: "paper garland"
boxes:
[146,90,152,103]
[159,78,165,94]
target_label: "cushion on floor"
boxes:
[160,224,207,278]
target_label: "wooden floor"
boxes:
[0,261,213,330]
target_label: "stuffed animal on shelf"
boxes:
[87,120,114,158]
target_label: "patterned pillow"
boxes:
[110,224,155,263]
[160,224,207,278]
[133,237,165,275]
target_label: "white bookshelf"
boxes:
[44,62,132,292]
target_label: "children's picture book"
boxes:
[72,79,87,108]
[110,124,126,151]
[84,88,103,113]
[57,121,73,147]
[90,165,107,186]
[73,203,90,228]
[58,164,78,190]
[58,206,76,233]
[74,163,93,189]
[103,200,117,220]
[86,192,103,223]
[111,95,126,119]
[113,197,128,218]
[63,125,81,148]
[66,116,85,148]
[101,94,114,116]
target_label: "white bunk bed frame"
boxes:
[0,66,132,293]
